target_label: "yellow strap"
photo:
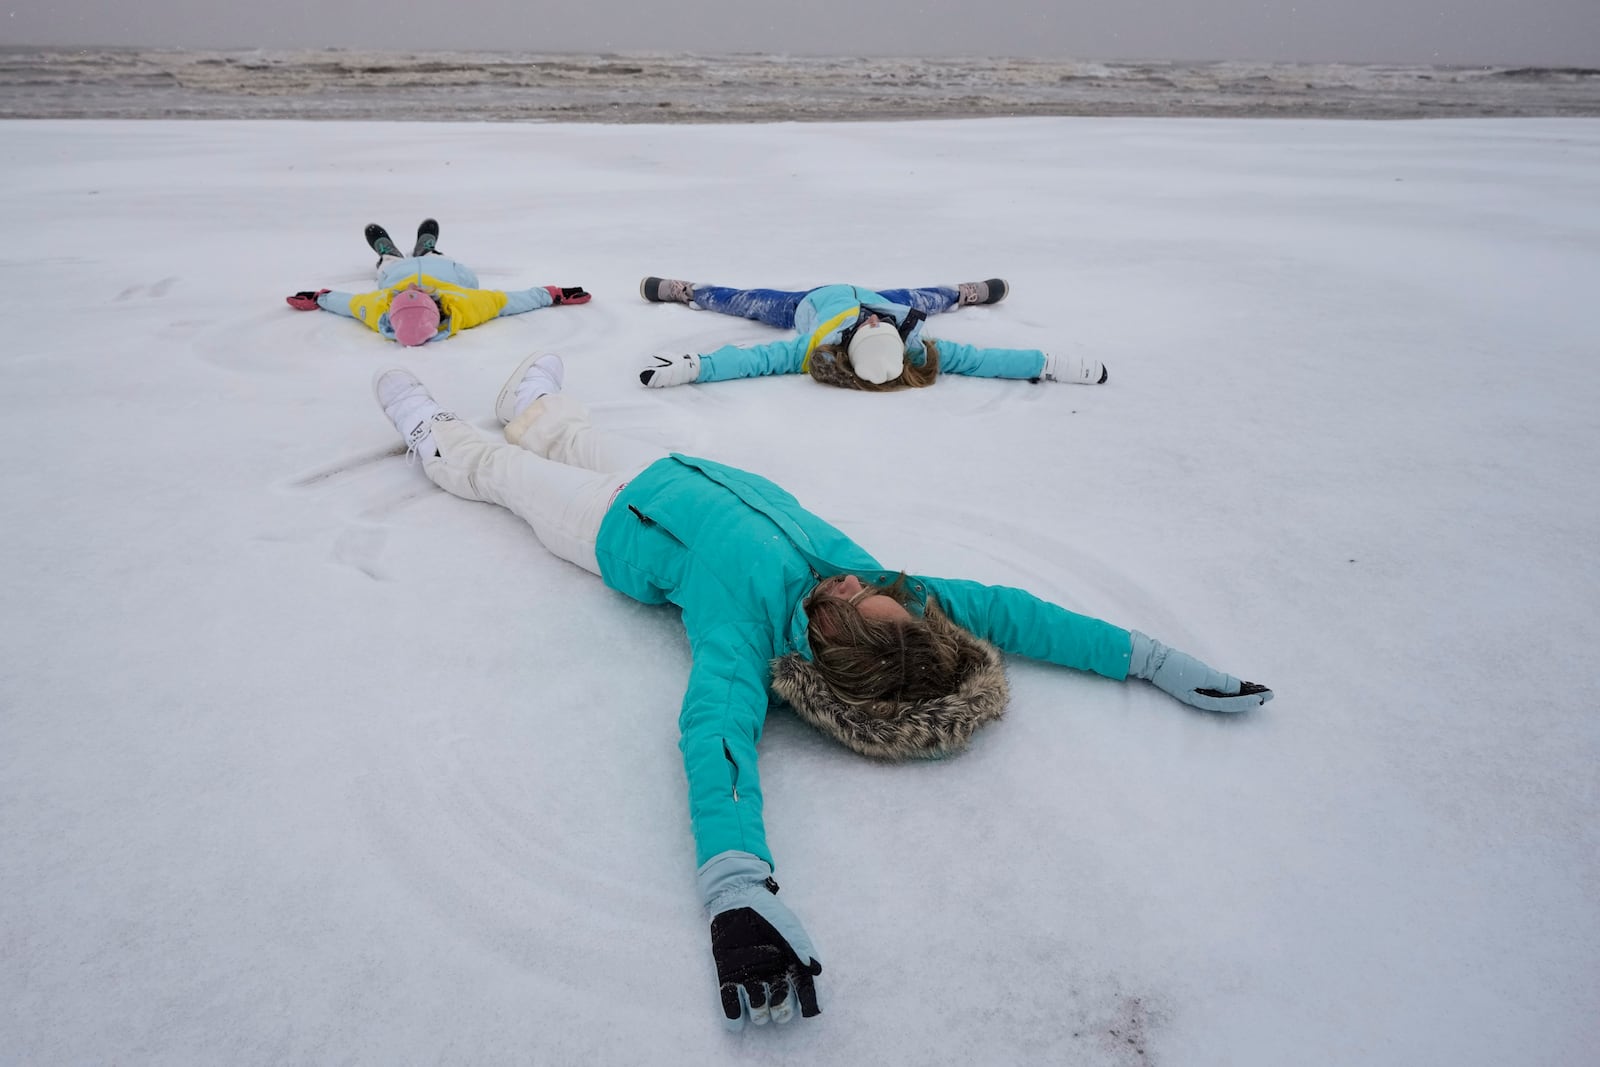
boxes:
[799,307,861,372]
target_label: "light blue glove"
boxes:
[1128,631,1273,712]
[697,850,823,1029]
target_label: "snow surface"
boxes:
[2,117,1597,1065]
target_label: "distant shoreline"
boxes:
[3,47,1598,122]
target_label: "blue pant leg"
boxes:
[692,285,808,329]
[877,287,960,316]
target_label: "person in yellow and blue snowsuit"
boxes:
[284,220,590,346]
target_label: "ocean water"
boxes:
[3,46,1599,122]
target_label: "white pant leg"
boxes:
[506,393,668,474]
[422,418,624,577]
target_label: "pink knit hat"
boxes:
[389,286,440,347]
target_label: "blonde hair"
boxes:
[804,579,979,706]
[807,337,942,391]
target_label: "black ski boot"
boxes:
[365,223,401,267]
[413,218,440,257]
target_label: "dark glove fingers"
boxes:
[1196,681,1269,699]
[793,962,822,1017]
[1187,683,1274,712]
[767,973,796,1023]
[746,982,773,1025]
[720,982,743,1021]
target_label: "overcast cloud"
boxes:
[5,0,1599,66]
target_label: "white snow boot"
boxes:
[373,368,456,460]
[494,353,566,426]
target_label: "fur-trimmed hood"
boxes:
[769,627,1009,761]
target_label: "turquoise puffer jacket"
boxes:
[696,284,1047,383]
[594,455,1134,869]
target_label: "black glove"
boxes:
[699,851,822,1028]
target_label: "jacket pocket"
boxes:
[723,740,740,803]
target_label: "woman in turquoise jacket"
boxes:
[371,353,1272,1031]
[637,278,1109,390]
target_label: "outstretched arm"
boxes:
[923,577,1271,709]
[924,577,1133,675]
[924,340,1047,380]
[678,628,824,1028]
[928,341,1108,385]
[700,339,811,381]
[640,338,810,387]
[315,290,359,318]
[498,285,557,316]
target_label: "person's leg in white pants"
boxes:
[421,394,665,577]
[503,392,666,473]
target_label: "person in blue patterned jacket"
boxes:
[369,353,1270,1032]
[637,277,1108,390]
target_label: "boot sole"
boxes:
[495,352,563,425]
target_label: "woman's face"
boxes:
[811,574,912,623]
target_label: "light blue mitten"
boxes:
[697,850,823,1030]
[1128,631,1273,712]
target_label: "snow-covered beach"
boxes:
[4,48,1600,122]
[3,114,1598,1064]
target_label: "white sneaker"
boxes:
[1042,351,1108,385]
[373,368,455,459]
[494,353,566,425]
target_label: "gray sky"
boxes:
[5,0,1598,66]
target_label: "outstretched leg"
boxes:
[689,284,810,328]
[507,394,668,474]
[875,287,961,317]
[424,419,628,576]
[372,367,633,576]
[642,277,808,328]
[875,279,1008,316]
[497,354,669,473]
[643,278,1006,325]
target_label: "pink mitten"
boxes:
[545,285,591,306]
[286,289,330,311]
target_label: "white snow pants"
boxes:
[420,394,666,576]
